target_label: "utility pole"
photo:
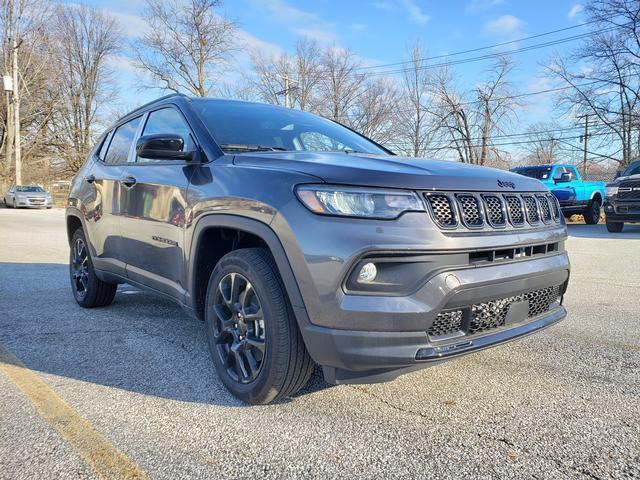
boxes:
[275,74,297,108]
[579,114,590,177]
[12,37,21,186]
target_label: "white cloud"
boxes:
[484,14,524,36]
[236,30,282,57]
[568,4,584,19]
[371,0,430,24]
[250,0,336,44]
[293,27,337,43]
[400,0,430,24]
[102,10,149,38]
[465,0,504,14]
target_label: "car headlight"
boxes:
[296,184,424,219]
[605,186,618,198]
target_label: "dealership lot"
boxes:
[0,208,638,479]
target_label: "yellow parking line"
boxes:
[0,343,148,479]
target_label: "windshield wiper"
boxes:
[220,143,288,152]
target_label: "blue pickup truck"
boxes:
[511,164,606,224]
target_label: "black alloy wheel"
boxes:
[71,237,90,299]
[212,272,266,384]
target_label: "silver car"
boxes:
[4,185,53,209]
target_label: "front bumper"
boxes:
[272,207,570,384]
[604,199,640,223]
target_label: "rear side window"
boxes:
[136,108,194,163]
[103,116,142,164]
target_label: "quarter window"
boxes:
[103,116,142,165]
[97,131,114,161]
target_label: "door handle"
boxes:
[85,174,95,184]
[121,176,137,188]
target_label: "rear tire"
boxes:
[69,228,117,308]
[205,248,313,405]
[606,220,624,233]
[583,198,601,225]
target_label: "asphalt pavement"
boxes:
[0,207,638,479]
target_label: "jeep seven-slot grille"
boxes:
[425,194,457,227]
[537,195,552,223]
[618,180,640,200]
[423,192,561,231]
[456,194,483,227]
[427,285,562,338]
[483,195,506,226]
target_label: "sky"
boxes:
[75,0,592,158]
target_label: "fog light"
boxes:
[357,262,377,283]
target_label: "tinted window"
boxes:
[97,131,114,160]
[192,99,387,155]
[566,166,579,179]
[103,116,142,164]
[553,167,565,180]
[622,161,640,177]
[513,167,552,180]
[137,108,194,163]
[16,186,44,193]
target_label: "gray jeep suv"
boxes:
[66,95,570,404]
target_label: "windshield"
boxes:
[192,100,388,155]
[512,167,552,180]
[622,161,640,177]
[16,186,45,193]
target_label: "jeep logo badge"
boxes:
[497,179,516,189]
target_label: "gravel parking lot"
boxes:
[1,207,639,479]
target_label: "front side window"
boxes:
[566,167,579,180]
[513,167,552,180]
[137,107,194,163]
[192,99,388,155]
[97,131,114,161]
[553,167,566,180]
[103,116,142,165]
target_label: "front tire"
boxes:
[606,220,624,233]
[205,248,313,405]
[69,228,117,308]
[583,199,601,225]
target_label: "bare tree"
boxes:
[347,77,399,145]
[315,46,366,122]
[0,0,57,186]
[548,1,640,169]
[134,0,237,96]
[394,42,435,157]
[434,57,518,165]
[522,122,563,164]
[48,3,120,173]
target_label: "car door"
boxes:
[5,185,15,206]
[565,166,585,202]
[119,106,196,300]
[83,116,143,276]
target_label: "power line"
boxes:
[353,19,601,72]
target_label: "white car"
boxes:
[4,185,53,209]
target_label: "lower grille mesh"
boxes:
[428,310,463,337]
[428,285,562,338]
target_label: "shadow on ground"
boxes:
[566,223,640,239]
[0,262,333,407]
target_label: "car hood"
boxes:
[610,173,640,185]
[233,152,547,192]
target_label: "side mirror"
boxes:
[556,172,572,183]
[136,134,198,161]
[614,170,622,179]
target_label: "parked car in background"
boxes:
[3,185,53,209]
[66,95,570,404]
[511,164,605,224]
[603,160,640,232]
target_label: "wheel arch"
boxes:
[66,209,85,246]
[187,214,308,324]
[590,191,603,203]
